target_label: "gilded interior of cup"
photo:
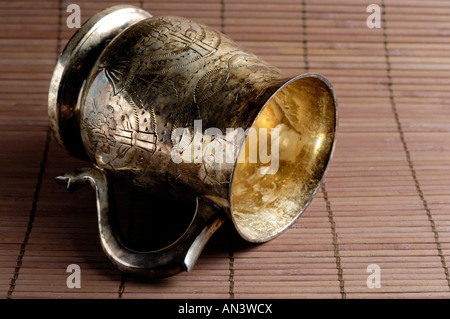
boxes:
[230,75,337,242]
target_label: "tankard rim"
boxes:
[228,72,339,243]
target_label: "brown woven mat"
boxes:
[1,0,450,299]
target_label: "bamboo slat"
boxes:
[0,0,449,300]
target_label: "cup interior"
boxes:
[230,74,337,242]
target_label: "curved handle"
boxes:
[56,167,225,278]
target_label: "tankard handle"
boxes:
[56,167,225,278]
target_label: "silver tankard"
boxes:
[49,5,338,278]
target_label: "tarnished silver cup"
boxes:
[49,5,338,278]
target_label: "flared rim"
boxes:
[229,72,339,243]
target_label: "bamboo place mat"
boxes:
[1,0,449,299]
